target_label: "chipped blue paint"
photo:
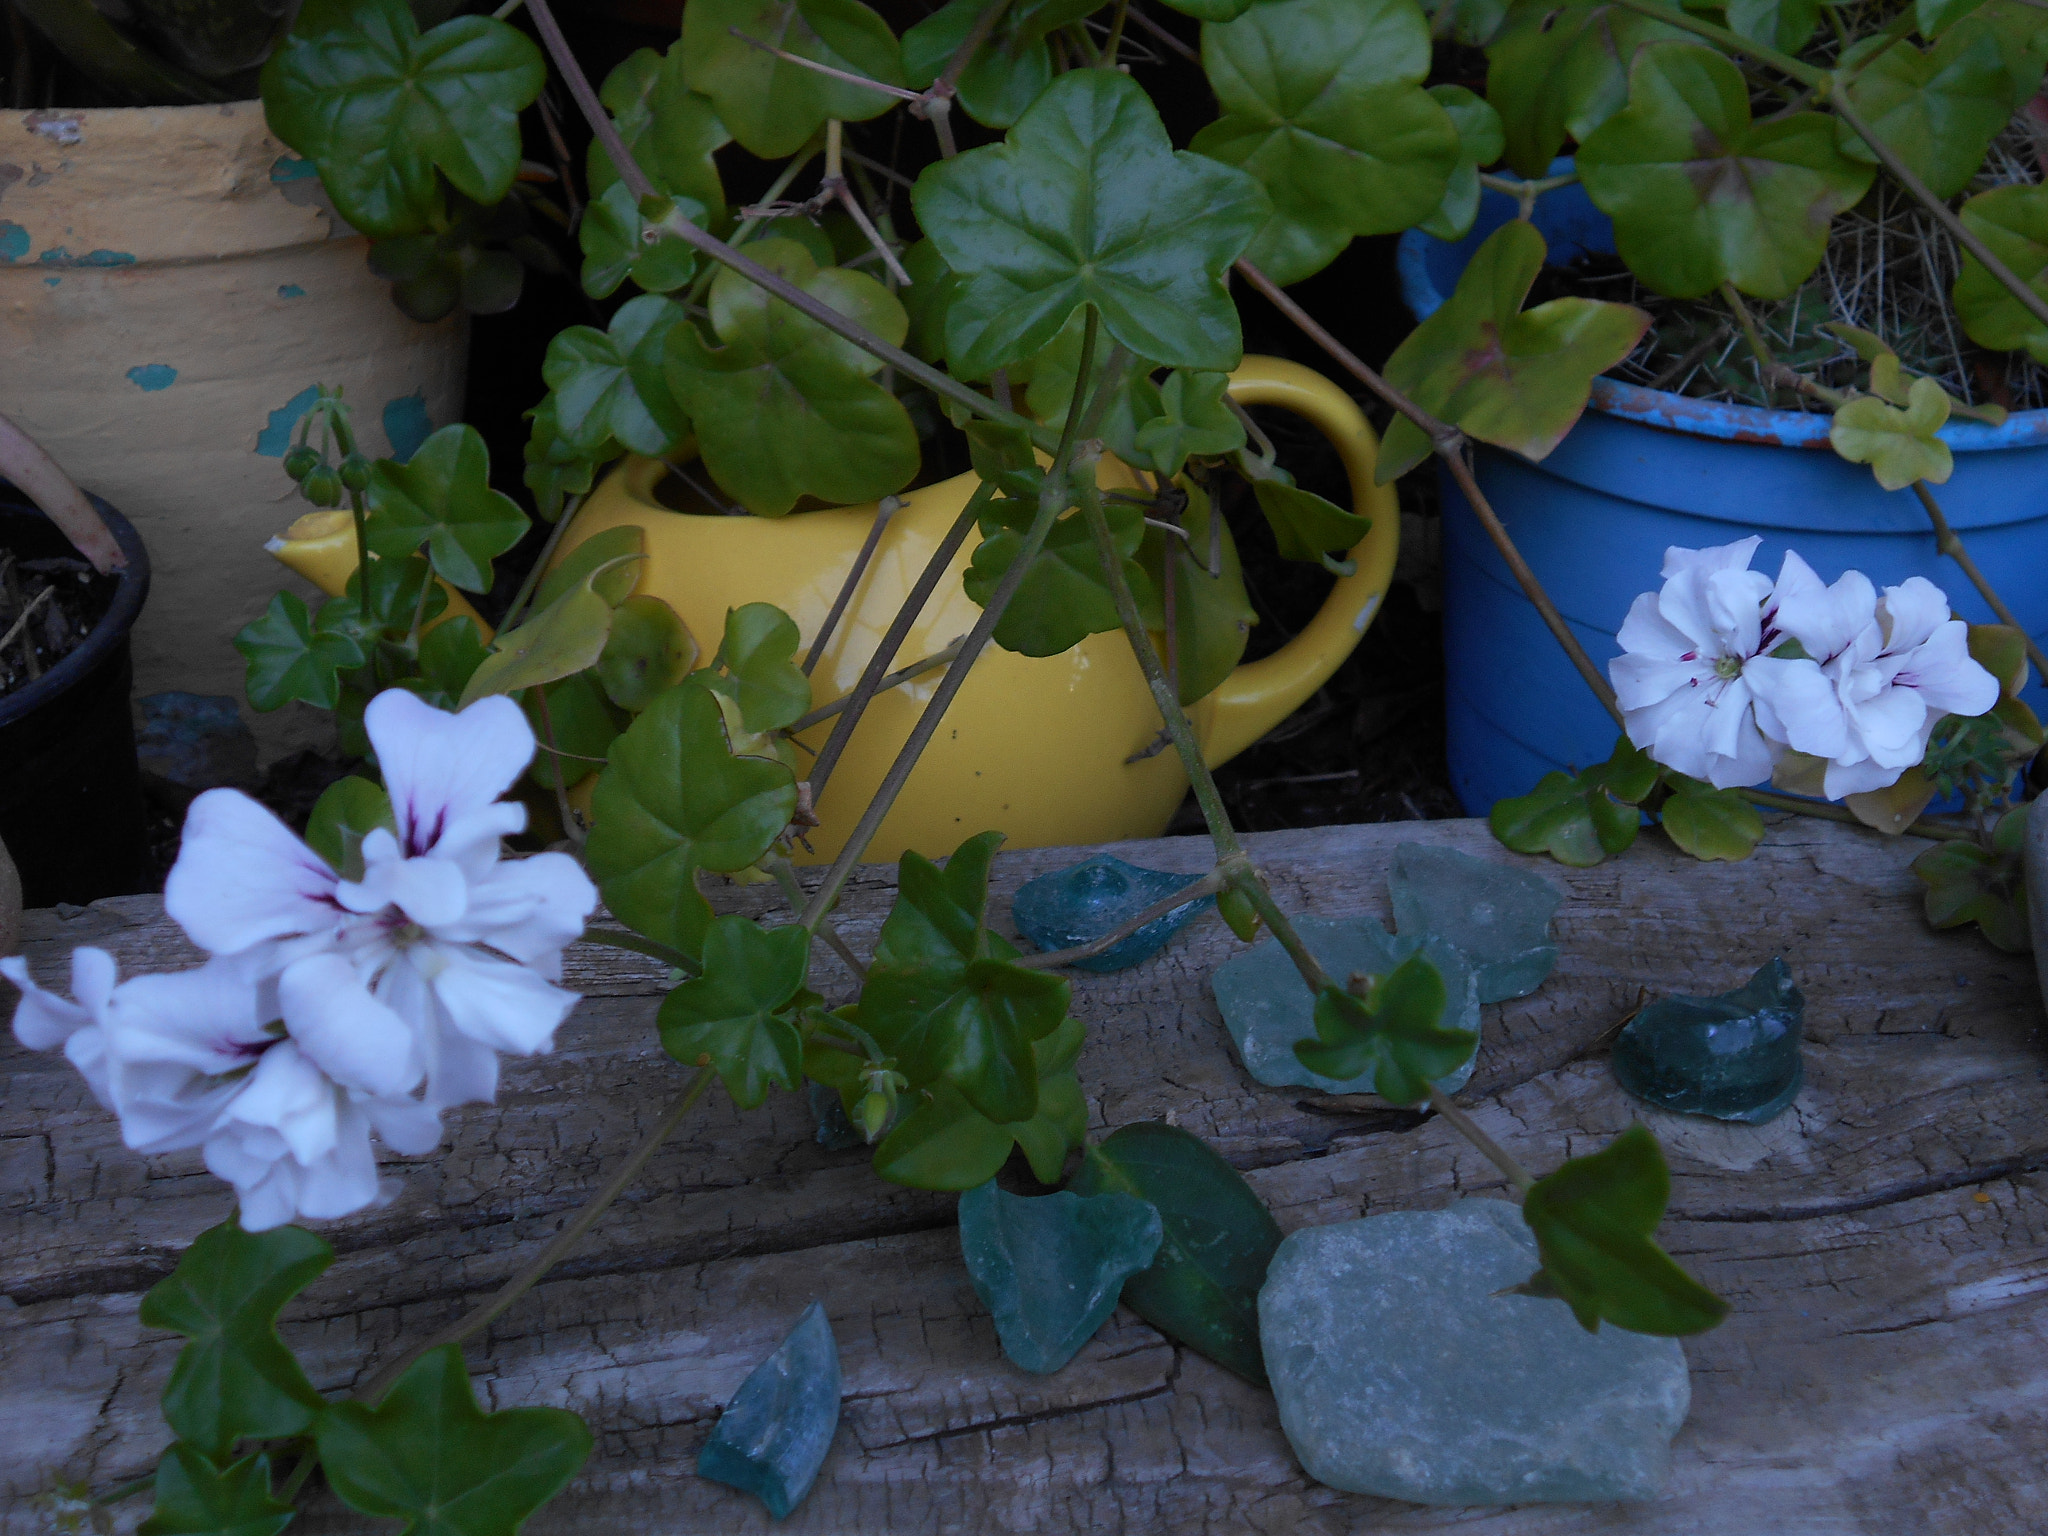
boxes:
[0,222,27,262]
[382,393,434,463]
[127,364,178,392]
[256,385,321,457]
[277,283,307,299]
[43,276,58,287]
[270,155,319,182]
[37,247,137,268]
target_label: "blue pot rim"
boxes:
[1393,195,2048,456]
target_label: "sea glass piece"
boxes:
[807,1082,864,1151]
[1259,1201,1689,1503]
[1611,957,1805,1124]
[1211,916,1481,1095]
[696,1300,842,1518]
[958,1181,1163,1374]
[1389,843,1561,1003]
[1011,854,1215,973]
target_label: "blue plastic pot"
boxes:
[1397,173,2048,815]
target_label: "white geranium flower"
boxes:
[1609,538,1851,789]
[165,690,598,1112]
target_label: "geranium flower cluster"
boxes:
[3,691,596,1229]
[1610,537,2001,795]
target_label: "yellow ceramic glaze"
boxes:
[266,509,490,637]
[552,355,1397,865]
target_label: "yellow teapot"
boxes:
[272,355,1396,866]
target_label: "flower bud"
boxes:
[338,452,373,493]
[301,465,344,508]
[283,445,320,482]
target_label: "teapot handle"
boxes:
[1196,356,1400,767]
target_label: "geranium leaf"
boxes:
[1837,22,2012,199]
[1485,0,1691,178]
[1911,806,2031,950]
[140,1446,294,1536]
[1067,1122,1282,1386]
[1127,370,1246,477]
[1919,0,1990,34]
[235,591,366,711]
[318,1346,590,1536]
[523,672,623,792]
[680,0,904,158]
[1829,376,1954,490]
[873,1054,1089,1190]
[1954,182,2048,364]
[963,497,1153,658]
[315,554,448,655]
[365,425,527,593]
[1418,84,1506,243]
[1519,1123,1730,1335]
[588,45,729,218]
[586,683,798,960]
[1377,219,1647,483]
[522,395,613,524]
[458,577,614,707]
[543,297,693,460]
[1577,42,1873,299]
[597,595,697,712]
[1846,763,1940,834]
[665,239,920,516]
[660,915,809,1107]
[414,616,490,708]
[1190,0,1459,285]
[537,526,646,610]
[1291,953,1478,1106]
[260,0,544,237]
[305,775,395,880]
[577,182,706,299]
[1252,477,1372,562]
[902,0,1102,128]
[139,1222,333,1462]
[1135,482,1258,705]
[1727,0,1819,53]
[1657,774,1764,861]
[859,832,1071,1124]
[913,68,1268,376]
[1490,736,1655,866]
[712,601,812,732]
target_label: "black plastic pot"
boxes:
[0,487,150,908]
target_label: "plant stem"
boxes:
[804,494,898,676]
[1911,481,2048,679]
[726,29,921,100]
[1477,169,1578,221]
[497,492,583,633]
[1427,1084,1537,1193]
[788,638,962,732]
[580,924,700,970]
[353,1067,716,1407]
[920,0,1013,157]
[687,143,821,305]
[763,853,869,977]
[1741,786,1978,841]
[349,491,372,625]
[1014,871,1224,968]
[1235,257,1624,726]
[1101,0,1131,64]
[90,1473,155,1507]
[1607,0,1827,84]
[524,0,1054,453]
[1124,3,1200,64]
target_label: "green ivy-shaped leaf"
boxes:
[364,424,527,593]
[680,0,904,158]
[578,183,705,300]
[1829,375,1954,490]
[543,296,693,460]
[859,831,1071,1124]
[318,1345,591,1536]
[706,602,812,732]
[1911,803,2031,951]
[1418,84,1506,243]
[1728,0,1819,54]
[1518,1123,1730,1335]
[458,572,614,707]
[260,0,544,237]
[140,1446,294,1536]
[1657,774,1765,861]
[139,1221,334,1462]
[1490,734,1659,867]
[586,682,799,960]
[315,553,448,657]
[1190,0,1458,285]
[914,68,1269,376]
[305,775,395,880]
[588,45,730,218]
[1377,219,1648,483]
[1954,182,2048,364]
[659,915,809,1107]
[1577,42,1874,299]
[235,591,367,712]
[1836,21,2012,199]
[523,395,613,524]
[1485,0,1691,178]
[1134,481,1259,705]
[538,527,647,610]
[665,238,920,516]
[873,1022,1089,1189]
[413,614,491,709]
[598,595,697,712]
[1251,476,1372,563]
[524,672,623,793]
[1123,370,1246,477]
[1920,0,1991,33]
[901,0,1103,129]
[1291,953,1478,1106]
[963,496,1153,658]
[1067,1121,1282,1385]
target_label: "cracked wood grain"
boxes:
[2,817,2045,1532]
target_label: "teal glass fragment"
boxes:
[1388,844,1561,1003]
[1610,957,1805,1124]
[1011,854,1213,973]
[697,1300,841,1518]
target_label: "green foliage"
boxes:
[578,183,704,300]
[660,915,809,1106]
[523,672,624,792]
[260,0,545,236]
[1191,0,1456,285]
[1291,953,1478,1105]
[963,495,1152,658]
[1829,375,1955,490]
[1911,803,2032,952]
[1377,219,1647,483]
[235,590,365,712]
[1120,370,1246,478]
[872,1018,1089,1187]
[598,595,698,712]
[1728,0,1819,53]
[542,297,692,460]
[305,776,395,880]
[1517,1124,1730,1335]
[1656,775,1766,862]
[367,189,552,322]
[586,682,799,960]
[1134,482,1259,705]
[1490,735,1658,867]
[913,68,1268,377]
[680,0,904,158]
[459,573,614,707]
[140,1446,294,1536]
[1068,1122,1282,1385]
[859,832,1071,1124]
[139,1221,333,1462]
[902,0,1103,129]
[1418,84,1506,242]
[1486,0,1691,178]
[706,602,813,733]
[317,1346,591,1536]
[1954,183,2048,364]
[1577,43,1873,300]
[589,45,730,218]
[665,238,919,517]
[522,395,609,523]
[365,425,528,593]
[1251,477,1372,563]
[1837,22,2014,199]
[537,527,646,610]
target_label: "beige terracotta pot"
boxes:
[0,102,467,758]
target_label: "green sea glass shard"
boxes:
[958,1181,1164,1374]
[1388,844,1561,1003]
[696,1301,841,1518]
[1610,958,1805,1124]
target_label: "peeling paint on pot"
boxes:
[0,101,466,760]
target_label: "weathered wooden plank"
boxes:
[3,817,2045,1533]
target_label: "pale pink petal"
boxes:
[1612,652,1709,713]
[362,1095,444,1157]
[426,946,577,1057]
[1896,620,2001,719]
[107,1057,244,1156]
[1659,536,1761,581]
[4,952,96,1051]
[104,962,270,1078]
[337,845,469,928]
[367,691,534,858]
[1846,686,1928,760]
[218,1042,339,1167]
[290,1100,383,1221]
[1744,657,1848,758]
[206,1127,299,1232]
[278,953,423,1098]
[1822,756,1910,798]
[429,803,529,880]
[1877,577,1952,654]
[438,853,597,966]
[1770,556,1874,664]
[1627,688,1716,781]
[374,961,500,1110]
[1700,567,1771,658]
[166,790,341,956]
[1615,591,1696,664]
